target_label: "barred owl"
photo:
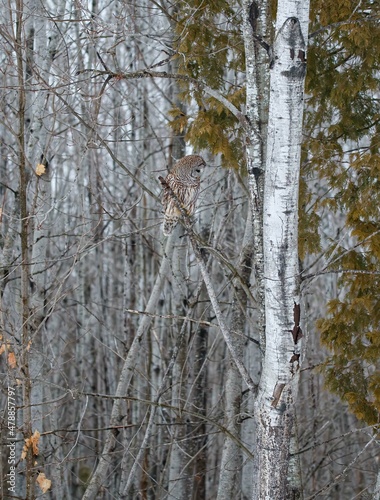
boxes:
[161,155,206,235]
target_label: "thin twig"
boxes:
[305,434,377,499]
[125,308,216,327]
[59,395,88,464]
[309,16,379,39]
[81,392,254,460]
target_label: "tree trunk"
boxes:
[167,227,191,500]
[217,212,253,500]
[242,0,270,352]
[83,234,176,500]
[252,2,310,498]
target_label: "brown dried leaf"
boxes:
[36,163,46,176]
[0,343,5,355]
[36,472,52,493]
[21,430,41,460]
[31,430,40,455]
[8,352,16,369]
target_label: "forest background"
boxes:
[0,0,380,498]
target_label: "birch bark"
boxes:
[242,0,270,351]
[252,2,310,498]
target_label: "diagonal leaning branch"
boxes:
[82,232,176,500]
[158,176,258,395]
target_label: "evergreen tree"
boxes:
[303,0,380,426]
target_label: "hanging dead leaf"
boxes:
[8,352,16,369]
[21,430,40,460]
[31,430,40,455]
[26,340,32,351]
[16,378,22,385]
[0,339,12,356]
[36,163,46,176]
[36,472,52,493]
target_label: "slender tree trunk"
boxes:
[84,234,176,499]
[252,2,310,499]
[243,0,270,352]
[167,236,191,500]
[120,262,203,498]
[373,467,380,500]
[189,320,208,500]
[14,1,35,496]
[166,61,189,496]
[217,212,253,500]
[26,4,63,496]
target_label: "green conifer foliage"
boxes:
[169,1,246,168]
[304,1,380,425]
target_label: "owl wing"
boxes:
[161,173,175,209]
[160,172,200,235]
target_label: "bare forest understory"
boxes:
[1,0,380,499]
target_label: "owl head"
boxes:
[187,155,206,178]
[169,154,206,180]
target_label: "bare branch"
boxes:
[159,176,258,395]
[77,68,249,130]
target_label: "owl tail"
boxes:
[163,215,179,236]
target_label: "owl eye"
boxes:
[196,169,201,173]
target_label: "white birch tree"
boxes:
[250,2,310,498]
